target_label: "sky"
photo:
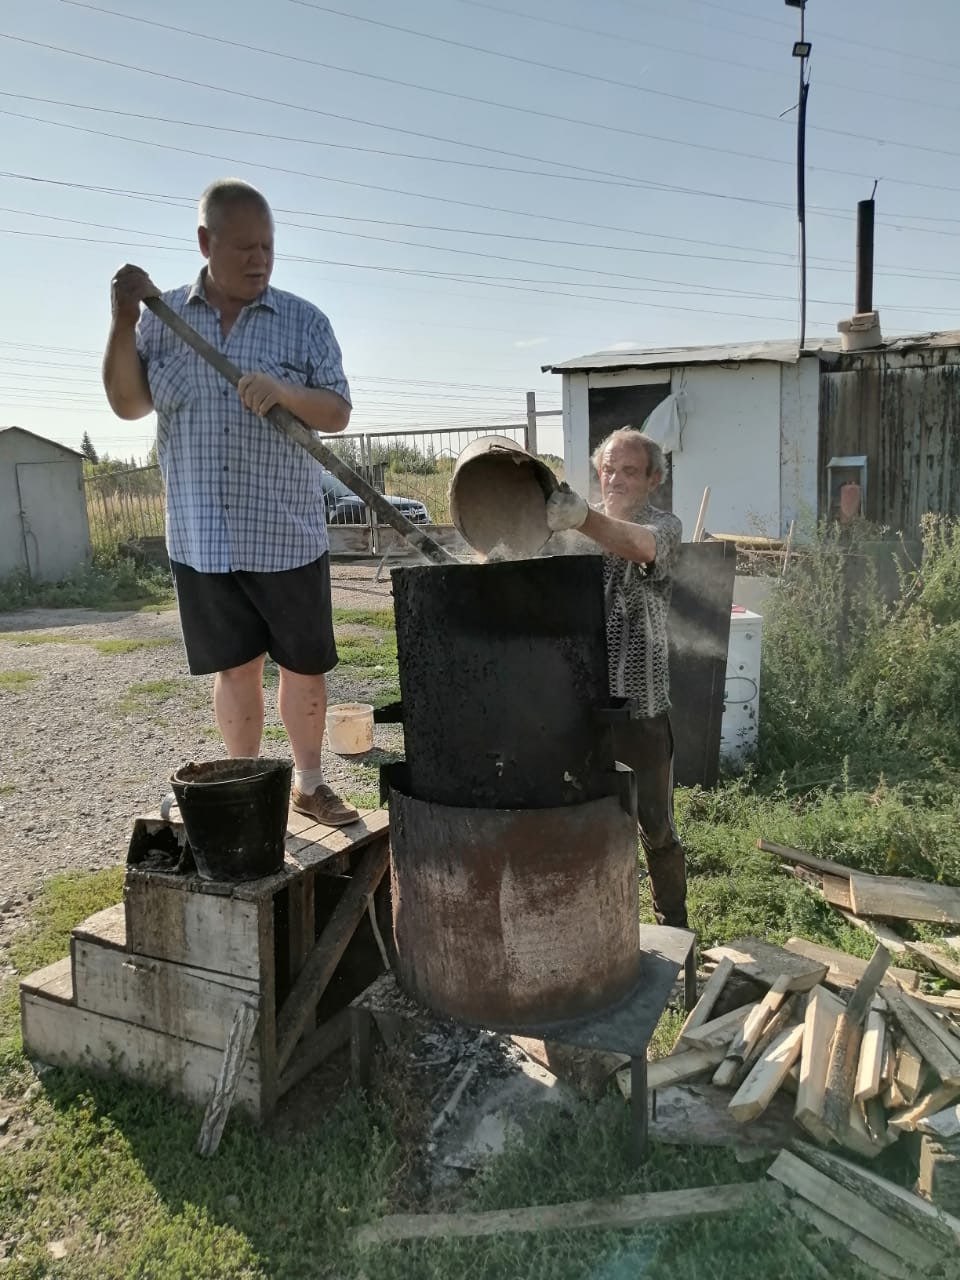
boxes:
[2,0,960,463]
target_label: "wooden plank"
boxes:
[767,1149,943,1269]
[282,809,390,877]
[678,1002,757,1051]
[889,1084,960,1133]
[756,839,857,881]
[20,990,261,1115]
[287,874,316,981]
[793,1141,960,1249]
[712,965,825,1088]
[72,939,260,1052]
[276,1009,352,1097]
[19,956,74,1005]
[884,986,960,1085]
[795,984,845,1144]
[676,957,734,1042]
[72,903,126,948]
[276,835,390,1073]
[197,1001,259,1157]
[728,1023,804,1122]
[855,1009,887,1102]
[778,1193,911,1280]
[905,941,960,984]
[784,937,918,991]
[821,945,891,1138]
[838,911,908,954]
[124,873,262,979]
[849,873,960,925]
[356,1181,761,1246]
[616,1046,725,1099]
[822,875,853,909]
[703,938,828,988]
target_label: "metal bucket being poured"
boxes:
[449,435,559,560]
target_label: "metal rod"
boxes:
[856,198,875,315]
[796,3,809,351]
[143,297,457,566]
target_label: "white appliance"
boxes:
[720,606,763,770]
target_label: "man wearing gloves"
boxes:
[545,428,688,928]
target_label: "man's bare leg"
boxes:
[279,666,359,826]
[214,654,266,756]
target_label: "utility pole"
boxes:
[786,1,812,350]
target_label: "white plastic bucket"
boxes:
[326,702,375,755]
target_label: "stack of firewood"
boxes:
[619,934,960,1160]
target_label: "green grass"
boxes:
[0,670,38,691]
[0,633,174,655]
[262,725,289,743]
[333,607,395,630]
[117,678,191,715]
[0,554,174,613]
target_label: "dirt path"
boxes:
[0,563,397,962]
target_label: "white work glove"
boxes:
[545,485,589,532]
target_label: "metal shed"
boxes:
[0,427,91,581]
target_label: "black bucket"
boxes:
[170,757,292,882]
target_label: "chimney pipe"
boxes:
[856,198,875,315]
[838,197,882,352]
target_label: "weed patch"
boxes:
[0,553,174,613]
[0,670,38,691]
[117,678,191,716]
[333,607,395,630]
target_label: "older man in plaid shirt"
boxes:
[102,178,359,827]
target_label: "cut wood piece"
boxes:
[838,910,908,954]
[618,1046,726,1098]
[710,956,827,1088]
[784,937,918,991]
[676,957,734,1043]
[904,940,960,984]
[861,1095,889,1146]
[793,1140,960,1252]
[197,1000,259,1158]
[733,998,796,1085]
[19,956,74,1005]
[767,1149,942,1269]
[20,989,261,1115]
[356,1181,761,1246]
[821,945,891,1139]
[841,1100,891,1159]
[822,875,853,910]
[756,839,857,880]
[889,1084,960,1133]
[779,1193,910,1279]
[918,1103,960,1141]
[728,1023,804,1122]
[849,873,960,925]
[855,1009,888,1103]
[677,1002,758,1051]
[795,985,845,1145]
[72,939,260,1052]
[884,987,960,1085]
[894,1036,925,1105]
[703,937,828,988]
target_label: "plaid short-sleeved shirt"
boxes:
[136,272,351,573]
[603,504,682,718]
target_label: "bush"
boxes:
[0,552,174,612]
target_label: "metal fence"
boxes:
[84,417,561,550]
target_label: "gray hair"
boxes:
[591,428,665,478]
[198,179,272,233]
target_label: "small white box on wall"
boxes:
[720,607,763,769]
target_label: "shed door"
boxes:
[16,461,91,582]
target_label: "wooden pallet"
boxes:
[20,807,392,1126]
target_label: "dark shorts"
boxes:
[171,553,338,677]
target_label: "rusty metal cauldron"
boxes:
[449,435,559,560]
[379,554,643,1031]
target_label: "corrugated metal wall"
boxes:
[819,349,960,532]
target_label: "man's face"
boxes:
[198,203,274,303]
[598,437,660,519]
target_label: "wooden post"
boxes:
[197,1001,259,1157]
[525,391,539,456]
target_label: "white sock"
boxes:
[294,767,325,794]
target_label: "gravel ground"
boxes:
[0,564,397,958]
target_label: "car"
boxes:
[320,471,430,526]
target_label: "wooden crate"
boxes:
[20,808,392,1121]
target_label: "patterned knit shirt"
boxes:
[602,503,682,718]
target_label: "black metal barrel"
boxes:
[389,555,618,808]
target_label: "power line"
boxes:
[30,10,960,169]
